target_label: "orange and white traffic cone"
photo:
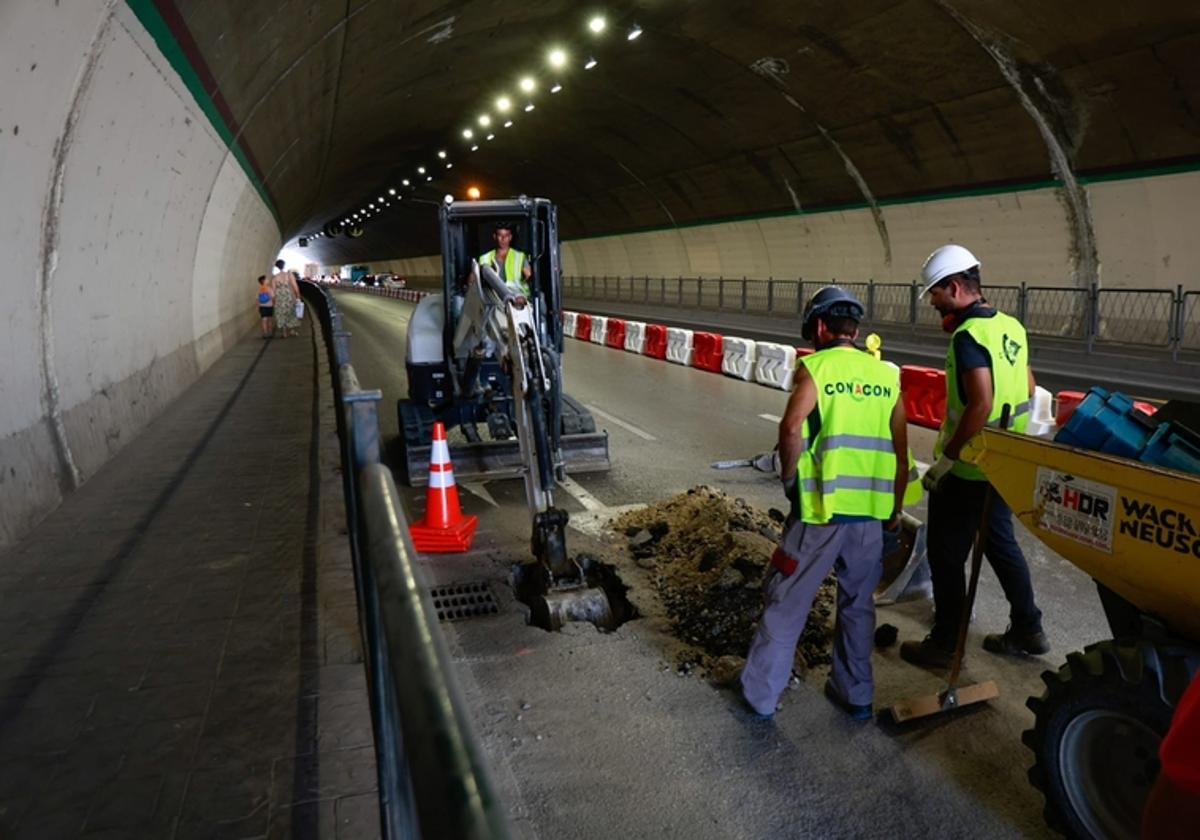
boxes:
[409,421,478,552]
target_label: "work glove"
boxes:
[782,474,799,507]
[921,455,956,493]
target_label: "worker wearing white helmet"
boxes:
[900,245,1048,669]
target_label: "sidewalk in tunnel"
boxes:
[0,323,379,839]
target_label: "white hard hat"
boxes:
[920,244,979,295]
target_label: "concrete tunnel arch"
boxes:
[2,1,1199,547]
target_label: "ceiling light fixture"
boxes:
[446,163,453,169]
[504,119,513,127]
[628,23,642,40]
[486,133,495,140]
[437,150,447,159]
[524,103,535,112]
[548,48,566,68]
[471,144,479,151]
[478,114,491,127]
[417,166,426,174]
[402,179,410,186]
[426,175,432,181]
[462,128,474,139]
[588,16,606,34]
[550,83,562,93]
[467,186,481,199]
[495,95,511,111]
[388,188,396,195]
[585,57,597,69]
[519,76,536,93]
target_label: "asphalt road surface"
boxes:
[333,290,1113,840]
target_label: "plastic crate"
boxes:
[1140,423,1200,476]
[1053,387,1158,459]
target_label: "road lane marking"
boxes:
[460,482,500,508]
[583,405,657,441]
[758,413,782,424]
[556,474,607,512]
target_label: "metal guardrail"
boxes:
[299,281,510,840]
[561,275,1199,357]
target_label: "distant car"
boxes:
[379,274,406,289]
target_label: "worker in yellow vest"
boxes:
[478,221,532,303]
[740,287,909,722]
[900,244,1048,670]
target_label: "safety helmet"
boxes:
[801,286,865,340]
[920,244,979,296]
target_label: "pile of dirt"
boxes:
[613,486,836,674]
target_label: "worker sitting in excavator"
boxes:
[478,221,533,305]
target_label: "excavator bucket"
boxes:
[403,431,610,487]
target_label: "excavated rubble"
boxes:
[613,486,836,677]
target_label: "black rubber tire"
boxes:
[1024,640,1174,839]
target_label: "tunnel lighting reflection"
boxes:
[437,150,447,159]
[548,49,566,68]
[585,57,597,69]
[519,77,536,93]
[467,186,481,199]
[588,16,606,34]
[524,103,535,112]
[462,128,474,139]
[495,96,511,111]
[550,83,562,93]
[478,114,491,127]
[627,24,642,40]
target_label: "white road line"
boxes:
[460,481,500,508]
[583,404,657,441]
[758,413,782,424]
[556,474,608,512]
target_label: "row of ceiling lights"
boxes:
[300,15,643,245]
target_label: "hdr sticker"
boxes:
[1034,468,1115,553]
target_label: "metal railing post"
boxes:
[717,277,725,309]
[767,278,775,314]
[866,280,876,322]
[909,281,918,329]
[1087,283,1099,353]
[797,277,804,314]
[741,277,748,312]
[1018,282,1028,324]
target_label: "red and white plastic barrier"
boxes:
[644,324,668,359]
[624,321,646,353]
[754,342,797,391]
[692,332,724,373]
[899,365,946,430]
[589,315,608,345]
[666,327,694,365]
[605,318,627,350]
[575,313,592,342]
[563,311,578,338]
[721,336,757,381]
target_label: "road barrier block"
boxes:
[625,321,646,354]
[666,328,694,365]
[644,324,668,359]
[900,365,946,430]
[754,342,797,391]
[605,318,627,349]
[589,315,608,345]
[692,332,724,372]
[563,311,577,338]
[721,336,757,381]
[575,313,592,342]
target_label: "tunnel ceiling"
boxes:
[167,0,1200,263]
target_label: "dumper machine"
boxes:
[962,423,1200,839]
[400,197,613,629]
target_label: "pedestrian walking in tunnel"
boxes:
[740,286,909,721]
[271,259,301,338]
[255,274,274,338]
[900,245,1048,670]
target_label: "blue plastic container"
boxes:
[1053,386,1157,459]
[1140,423,1200,476]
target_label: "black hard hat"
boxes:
[801,285,865,340]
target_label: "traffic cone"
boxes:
[409,422,478,552]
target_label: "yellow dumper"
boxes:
[961,429,1200,840]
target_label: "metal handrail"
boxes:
[559,275,1200,354]
[299,280,510,840]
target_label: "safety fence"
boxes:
[299,281,509,840]
[561,276,1200,356]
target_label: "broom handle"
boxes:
[946,404,1011,690]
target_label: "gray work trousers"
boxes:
[741,518,883,715]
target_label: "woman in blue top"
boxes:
[256,275,274,338]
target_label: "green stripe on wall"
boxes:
[124,0,281,230]
[564,158,1200,244]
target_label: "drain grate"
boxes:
[429,581,500,622]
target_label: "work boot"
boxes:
[899,635,956,669]
[983,626,1050,656]
[823,680,872,722]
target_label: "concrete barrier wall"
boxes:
[559,171,1200,291]
[0,4,280,548]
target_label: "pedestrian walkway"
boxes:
[0,324,379,839]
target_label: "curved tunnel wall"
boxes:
[373,166,1199,289]
[0,3,280,548]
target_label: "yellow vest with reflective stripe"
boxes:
[935,310,1031,481]
[796,346,900,524]
[480,248,529,296]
